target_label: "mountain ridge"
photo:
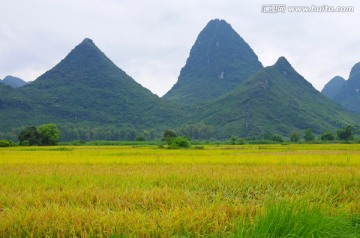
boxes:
[1,20,360,141]
[163,19,263,103]
[1,38,186,139]
[321,76,346,99]
[200,57,360,138]
[1,76,28,88]
[322,62,360,114]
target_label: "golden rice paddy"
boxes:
[0,144,359,237]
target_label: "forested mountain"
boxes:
[200,57,360,138]
[0,76,28,88]
[163,19,263,103]
[0,20,359,142]
[18,38,169,125]
[321,76,346,99]
[322,62,360,114]
[0,83,32,131]
[0,38,187,141]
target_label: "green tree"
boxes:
[263,132,274,141]
[229,135,237,145]
[0,140,14,147]
[337,125,354,141]
[38,124,60,145]
[272,135,283,143]
[169,137,191,149]
[162,130,177,145]
[290,132,300,143]
[179,122,214,140]
[320,130,335,141]
[304,129,315,142]
[18,126,40,146]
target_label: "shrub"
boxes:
[162,130,177,145]
[337,125,354,141]
[290,132,300,142]
[0,139,14,147]
[135,136,146,141]
[168,137,191,149]
[272,135,283,143]
[304,129,315,142]
[70,140,85,146]
[229,135,237,145]
[321,131,335,141]
[194,145,205,150]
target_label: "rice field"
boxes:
[0,144,359,237]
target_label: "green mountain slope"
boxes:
[19,39,161,124]
[163,19,263,103]
[321,76,346,99]
[0,83,32,131]
[322,62,360,114]
[1,76,28,88]
[201,57,360,138]
[0,39,184,139]
[1,25,360,141]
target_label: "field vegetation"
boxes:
[0,144,359,237]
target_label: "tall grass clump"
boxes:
[235,202,359,238]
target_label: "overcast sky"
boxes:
[1,0,359,96]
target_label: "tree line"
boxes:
[0,123,358,147]
[228,125,356,144]
[290,125,355,142]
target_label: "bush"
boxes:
[290,132,300,142]
[168,137,191,149]
[337,125,354,141]
[70,140,85,146]
[321,131,335,141]
[0,140,15,147]
[304,129,315,142]
[162,130,177,145]
[194,145,205,150]
[135,136,146,141]
[238,138,247,145]
[272,135,283,143]
[229,135,237,145]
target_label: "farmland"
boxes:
[0,144,359,237]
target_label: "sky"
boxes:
[1,0,359,96]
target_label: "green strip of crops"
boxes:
[0,145,359,237]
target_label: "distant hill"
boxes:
[0,76,28,88]
[163,19,263,103]
[0,83,32,133]
[321,76,346,99]
[322,62,360,114]
[1,38,185,140]
[200,57,360,138]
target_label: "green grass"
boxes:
[235,202,359,238]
